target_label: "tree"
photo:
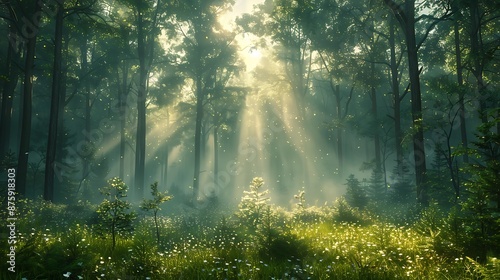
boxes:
[96,177,136,249]
[140,182,172,244]
[173,0,238,203]
[345,174,368,209]
[132,0,163,197]
[297,0,356,177]
[44,0,64,202]
[0,0,22,160]
[237,177,271,229]
[384,0,452,206]
[451,0,468,163]
[461,113,500,261]
[17,1,43,197]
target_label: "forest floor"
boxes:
[1,195,500,280]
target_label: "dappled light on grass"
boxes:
[2,178,499,279]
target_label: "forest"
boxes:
[0,0,499,279]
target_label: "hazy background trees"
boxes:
[0,0,498,216]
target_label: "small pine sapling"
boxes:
[345,174,368,209]
[96,177,136,249]
[238,177,270,229]
[140,182,172,244]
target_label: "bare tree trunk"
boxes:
[44,2,64,201]
[135,12,147,197]
[18,2,42,197]
[385,0,428,206]
[389,15,403,175]
[213,125,219,188]
[193,75,203,203]
[0,25,20,158]
[335,84,343,176]
[453,2,468,164]
[469,0,487,124]
[405,1,427,206]
[119,62,128,180]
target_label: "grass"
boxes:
[1,197,499,279]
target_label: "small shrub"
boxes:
[237,177,270,230]
[95,177,136,249]
[140,182,172,245]
[333,196,371,225]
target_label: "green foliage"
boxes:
[333,196,371,225]
[96,177,136,249]
[345,174,368,209]
[237,177,271,230]
[367,168,386,202]
[140,182,172,245]
[467,257,500,280]
[389,162,415,205]
[414,203,444,240]
[140,182,172,213]
[128,222,161,277]
[458,116,500,261]
[3,175,500,279]
[428,142,456,207]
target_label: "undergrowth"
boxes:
[0,177,499,279]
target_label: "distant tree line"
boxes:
[0,0,498,211]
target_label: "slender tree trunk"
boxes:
[162,145,169,187]
[154,211,160,244]
[17,2,42,197]
[385,0,428,206]
[55,32,69,196]
[335,84,343,176]
[193,75,203,203]
[368,7,381,171]
[213,124,219,188]
[453,3,468,164]
[119,63,128,180]
[469,0,487,124]
[370,68,381,170]
[405,0,427,206]
[162,109,169,188]
[389,15,403,175]
[44,2,64,202]
[135,12,147,197]
[0,26,21,158]
[79,39,92,190]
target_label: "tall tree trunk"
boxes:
[44,2,64,202]
[335,84,343,177]
[370,63,381,170]
[0,33,19,158]
[134,0,160,197]
[368,4,381,171]
[0,0,22,159]
[119,63,128,180]
[385,0,428,206]
[193,75,203,203]
[17,2,42,197]
[162,144,169,188]
[213,124,219,188]
[161,109,170,188]
[453,2,468,164]
[135,12,147,197]
[54,32,69,195]
[79,39,92,191]
[469,0,487,124]
[389,15,403,175]
[405,0,427,206]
